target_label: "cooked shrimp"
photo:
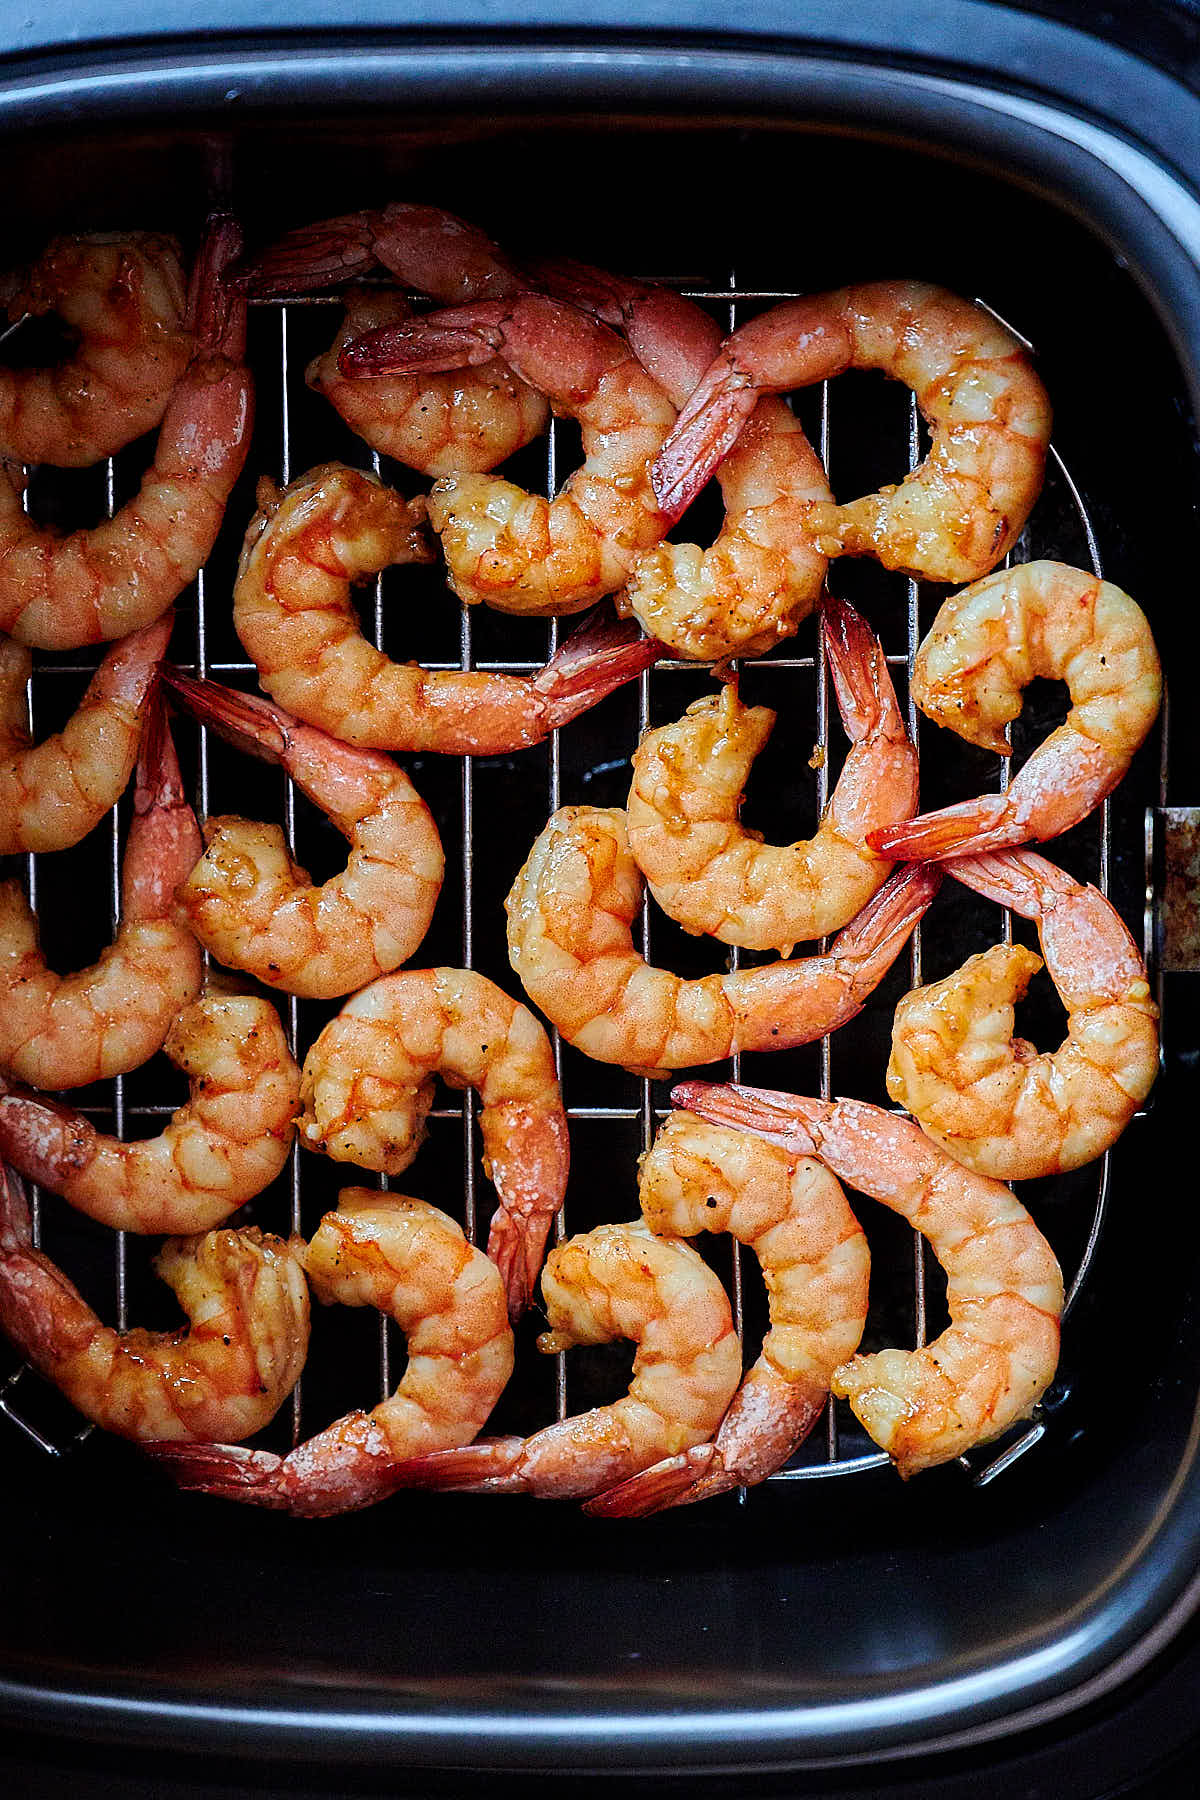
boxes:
[626,595,918,951]
[233,463,663,753]
[654,281,1051,585]
[674,1080,1064,1477]
[505,806,939,1075]
[0,1162,308,1442]
[164,671,443,999]
[0,214,254,649]
[340,293,676,616]
[236,203,549,474]
[0,985,301,1234]
[0,611,171,855]
[149,1190,514,1515]
[887,849,1158,1180]
[0,689,203,1089]
[298,968,568,1319]
[535,257,832,659]
[0,231,193,467]
[588,1112,869,1515]
[386,1220,742,1500]
[870,561,1162,862]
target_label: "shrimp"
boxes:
[235,203,549,474]
[0,611,172,855]
[149,1190,514,1515]
[654,281,1051,586]
[887,849,1159,1180]
[587,1112,869,1515]
[505,806,939,1075]
[232,463,663,753]
[339,292,676,616]
[869,562,1162,862]
[298,968,568,1320]
[0,213,254,650]
[0,231,193,467]
[674,1080,1064,1477]
[626,595,918,951]
[0,984,301,1235]
[164,671,444,999]
[385,1220,742,1501]
[534,257,832,660]
[0,1162,308,1443]
[0,688,203,1089]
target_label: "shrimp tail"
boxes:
[821,591,905,742]
[123,684,204,924]
[0,1160,32,1254]
[829,861,942,975]
[650,356,758,524]
[230,212,380,298]
[162,667,289,763]
[944,847,1072,916]
[187,212,246,360]
[671,1080,832,1155]
[486,1207,551,1326]
[532,605,665,731]
[146,1439,293,1505]
[0,1082,98,1189]
[583,1444,719,1518]
[388,1437,529,1493]
[869,795,1021,862]
[339,313,506,378]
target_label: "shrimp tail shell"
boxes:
[533,605,665,730]
[339,316,505,378]
[870,794,1019,862]
[651,361,757,523]
[583,1444,719,1517]
[146,1440,293,1507]
[162,666,289,763]
[671,1080,832,1155]
[386,1437,529,1492]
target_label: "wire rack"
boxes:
[0,272,1150,1494]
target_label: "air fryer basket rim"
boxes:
[0,21,1198,1775]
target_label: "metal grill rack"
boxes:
[0,272,1149,1493]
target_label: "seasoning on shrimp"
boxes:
[232,463,664,755]
[871,561,1162,862]
[149,1190,514,1515]
[298,968,568,1320]
[588,1112,870,1515]
[654,280,1051,586]
[675,1080,1064,1477]
[0,1162,309,1443]
[626,595,918,951]
[505,805,939,1075]
[887,849,1159,1179]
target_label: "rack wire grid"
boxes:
[0,268,1157,1495]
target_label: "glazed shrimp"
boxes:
[535,258,832,660]
[0,985,301,1234]
[588,1113,869,1515]
[676,1081,1064,1476]
[887,849,1158,1180]
[298,968,568,1319]
[340,293,676,616]
[150,1191,514,1515]
[0,1163,308,1443]
[655,281,1051,585]
[165,671,444,999]
[236,203,549,474]
[0,214,254,649]
[505,806,939,1075]
[0,232,193,467]
[0,689,203,1089]
[387,1221,742,1501]
[233,463,663,753]
[0,611,171,855]
[870,562,1162,862]
[626,595,918,951]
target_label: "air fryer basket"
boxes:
[1,8,1199,1777]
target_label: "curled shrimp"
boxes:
[0,688,203,1089]
[235,203,549,474]
[0,1162,308,1443]
[588,1112,870,1515]
[0,214,254,650]
[232,463,663,753]
[298,968,568,1320]
[0,231,193,467]
[535,257,832,660]
[505,806,939,1075]
[675,1080,1064,1477]
[149,1190,515,1515]
[0,984,301,1234]
[340,292,676,616]
[887,849,1158,1180]
[870,561,1162,862]
[626,595,918,952]
[655,281,1051,586]
[0,611,171,855]
[164,671,444,999]
[387,1220,742,1501]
